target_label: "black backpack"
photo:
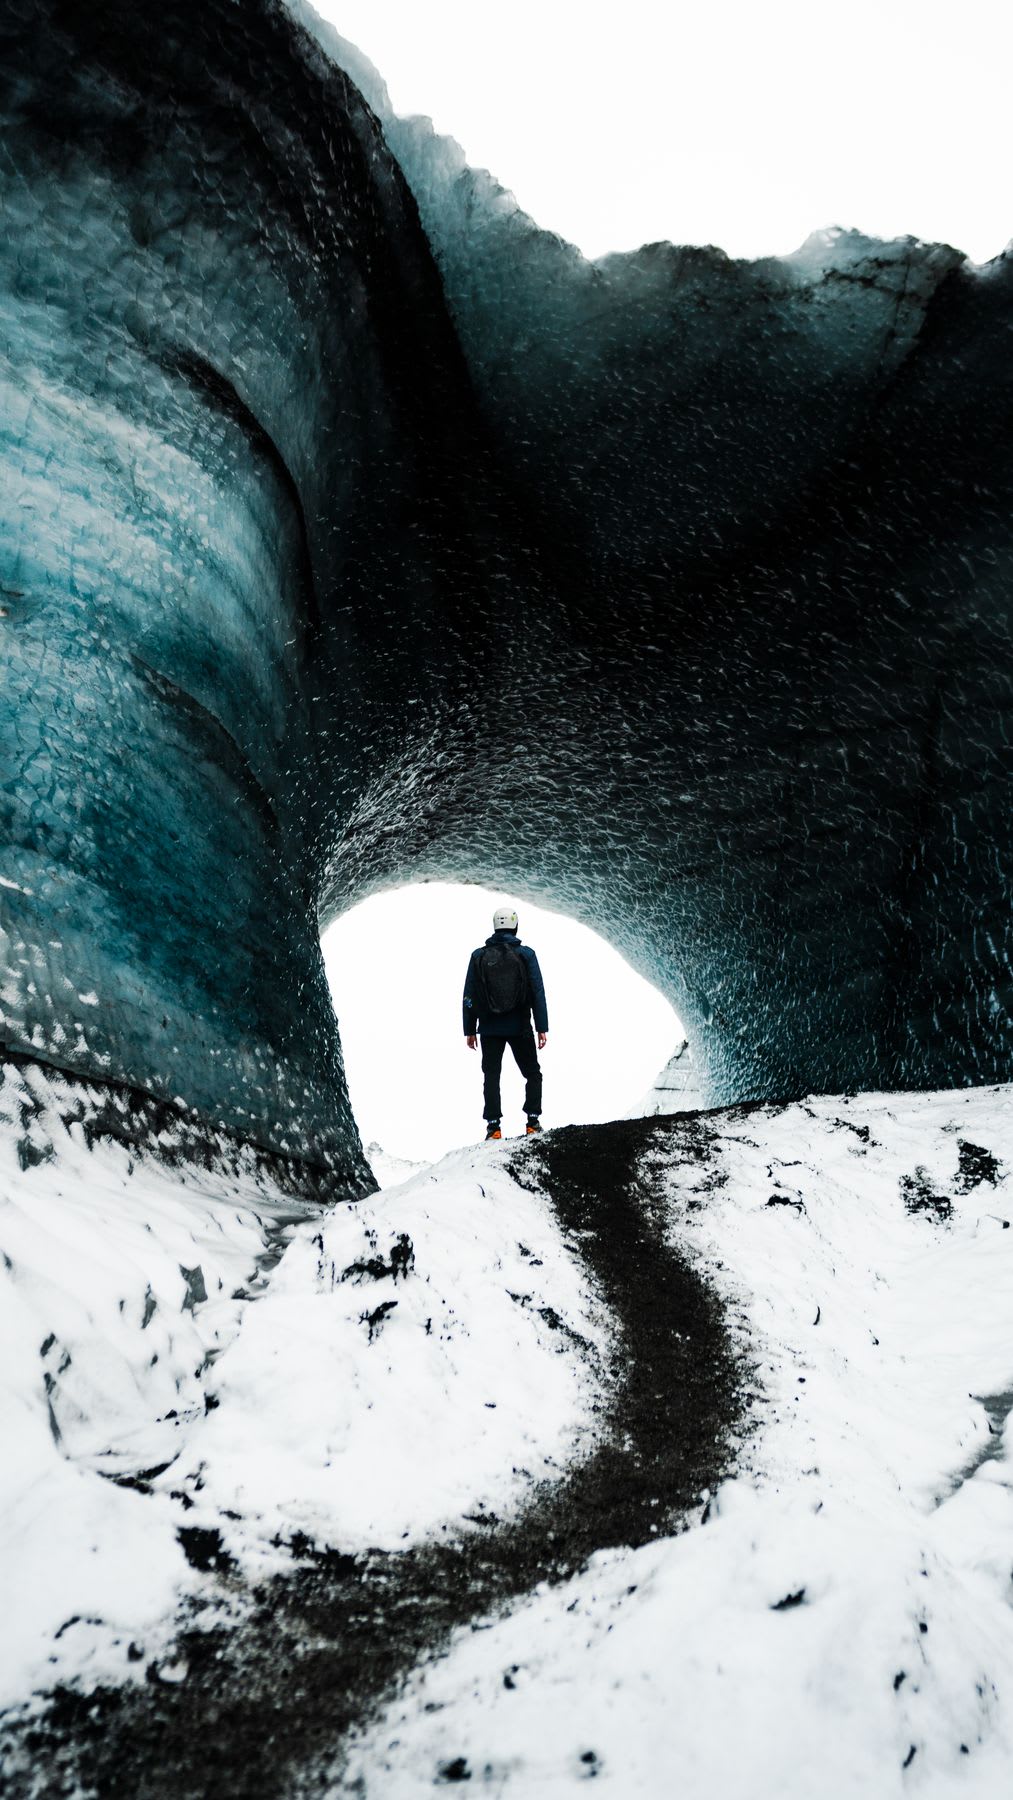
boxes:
[480,942,529,1014]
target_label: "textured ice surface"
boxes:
[3,2,1013,1184]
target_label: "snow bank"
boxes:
[0,1065,604,1712]
[169,1143,606,1562]
[9,1059,1013,1795]
[0,1062,306,1706]
[343,1086,1013,1798]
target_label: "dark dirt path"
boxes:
[1,1114,744,1799]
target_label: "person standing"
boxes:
[463,907,548,1140]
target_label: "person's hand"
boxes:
[466,1035,478,1050]
[537,1031,548,1050]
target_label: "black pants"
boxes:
[481,1027,542,1121]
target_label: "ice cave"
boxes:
[3,0,1012,1197]
[3,3,1013,1796]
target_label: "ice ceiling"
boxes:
[2,0,1012,1190]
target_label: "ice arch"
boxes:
[2,0,1012,1193]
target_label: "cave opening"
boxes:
[321,882,687,1168]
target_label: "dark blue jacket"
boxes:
[463,931,549,1037]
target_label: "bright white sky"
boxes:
[322,885,681,1164]
[313,0,1012,263]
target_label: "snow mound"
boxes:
[167,1142,606,1563]
[0,1059,300,1707]
[344,1086,1013,1798]
[0,1064,605,1713]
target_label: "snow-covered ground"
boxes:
[5,1064,1013,1796]
[1,1060,290,1709]
[343,1087,1013,1797]
[169,1144,606,1563]
[0,1061,604,1714]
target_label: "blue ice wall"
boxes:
[0,0,493,1181]
[3,0,1013,1185]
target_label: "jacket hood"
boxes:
[486,930,522,946]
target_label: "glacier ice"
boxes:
[2,0,1013,1188]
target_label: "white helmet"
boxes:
[493,906,518,931]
